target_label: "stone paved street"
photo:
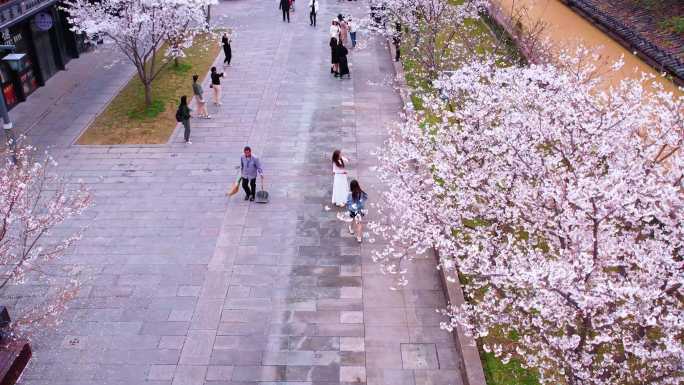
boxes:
[15,0,462,384]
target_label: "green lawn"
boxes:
[77,33,223,145]
[482,352,539,385]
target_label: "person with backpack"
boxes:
[346,179,368,243]
[176,95,192,144]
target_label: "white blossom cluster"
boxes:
[0,146,92,340]
[380,0,489,83]
[63,0,216,104]
[371,47,684,384]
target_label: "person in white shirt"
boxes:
[348,17,357,48]
[308,0,319,26]
[330,19,340,39]
[331,150,349,207]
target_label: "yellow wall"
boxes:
[495,0,683,96]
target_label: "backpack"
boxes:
[175,107,182,122]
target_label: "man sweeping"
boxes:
[240,146,264,201]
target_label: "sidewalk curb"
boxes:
[386,39,487,385]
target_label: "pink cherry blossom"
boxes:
[0,144,92,341]
[371,50,684,384]
[63,0,216,106]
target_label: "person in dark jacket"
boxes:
[308,0,318,26]
[336,40,350,79]
[222,33,232,66]
[177,95,192,144]
[330,37,339,76]
[279,0,290,22]
[210,66,224,106]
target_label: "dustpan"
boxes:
[255,177,269,203]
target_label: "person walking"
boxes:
[222,33,232,66]
[330,36,339,76]
[331,150,349,207]
[192,74,210,119]
[279,0,290,23]
[348,17,357,47]
[308,0,318,26]
[210,67,223,106]
[336,40,350,79]
[393,22,402,62]
[176,95,192,144]
[346,179,368,243]
[240,146,264,201]
[337,14,349,46]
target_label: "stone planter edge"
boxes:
[386,39,487,385]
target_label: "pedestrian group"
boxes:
[330,14,354,79]
[175,20,368,242]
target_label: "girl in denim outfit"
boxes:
[346,179,368,243]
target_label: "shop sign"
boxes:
[1,28,20,46]
[33,12,53,31]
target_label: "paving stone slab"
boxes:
[13,0,463,384]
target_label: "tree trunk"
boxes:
[174,57,179,67]
[144,82,152,107]
[205,5,211,26]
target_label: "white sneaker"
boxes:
[186,141,192,144]
[206,115,212,119]
[356,236,362,243]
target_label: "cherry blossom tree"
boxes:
[64,0,215,107]
[371,50,684,384]
[0,144,92,340]
[487,0,551,63]
[380,0,488,83]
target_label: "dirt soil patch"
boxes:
[77,33,222,145]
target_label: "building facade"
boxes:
[0,0,87,110]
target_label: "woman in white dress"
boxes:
[331,150,349,207]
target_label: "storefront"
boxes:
[0,0,82,110]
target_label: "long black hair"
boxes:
[349,179,365,202]
[332,150,344,168]
[180,95,188,107]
